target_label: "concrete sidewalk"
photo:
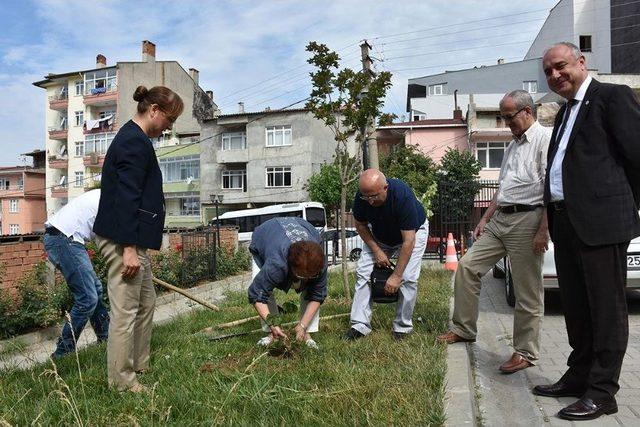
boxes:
[0,272,252,371]
[444,272,640,426]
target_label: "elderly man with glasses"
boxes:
[248,217,327,349]
[344,169,429,341]
[437,90,551,374]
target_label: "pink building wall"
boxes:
[403,126,469,164]
[0,171,46,235]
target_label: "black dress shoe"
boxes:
[343,328,365,341]
[392,331,409,341]
[557,397,617,421]
[532,381,586,398]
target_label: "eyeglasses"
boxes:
[359,192,382,201]
[499,107,526,121]
[293,271,321,281]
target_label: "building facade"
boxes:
[33,41,215,227]
[0,151,46,236]
[200,108,343,223]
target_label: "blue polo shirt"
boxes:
[352,178,426,246]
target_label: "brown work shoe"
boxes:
[436,330,475,344]
[499,353,533,374]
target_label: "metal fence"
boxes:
[180,228,217,286]
[431,179,500,261]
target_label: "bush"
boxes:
[215,246,251,278]
[150,249,182,286]
[0,262,72,339]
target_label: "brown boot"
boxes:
[436,330,475,344]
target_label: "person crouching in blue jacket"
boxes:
[248,217,327,349]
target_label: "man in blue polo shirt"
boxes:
[345,169,428,341]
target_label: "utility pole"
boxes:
[360,40,379,170]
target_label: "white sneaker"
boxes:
[256,335,274,346]
[305,338,319,350]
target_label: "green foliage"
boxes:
[0,268,452,425]
[150,249,182,286]
[381,144,439,217]
[0,262,72,339]
[435,148,483,221]
[214,246,251,279]
[306,163,357,211]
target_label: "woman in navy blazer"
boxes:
[94,85,183,392]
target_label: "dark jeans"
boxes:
[44,233,109,356]
[552,208,629,402]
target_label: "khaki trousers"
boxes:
[96,236,155,391]
[451,209,544,362]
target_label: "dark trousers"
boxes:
[551,208,629,401]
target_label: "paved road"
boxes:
[471,272,640,426]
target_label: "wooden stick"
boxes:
[204,312,351,340]
[216,316,261,329]
[152,277,220,312]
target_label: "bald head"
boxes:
[359,169,388,206]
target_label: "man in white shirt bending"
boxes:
[44,189,109,358]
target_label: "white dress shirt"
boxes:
[548,75,593,201]
[45,189,101,244]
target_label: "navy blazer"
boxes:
[93,120,165,250]
[544,79,640,246]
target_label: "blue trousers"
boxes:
[44,233,109,355]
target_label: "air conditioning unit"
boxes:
[90,152,99,165]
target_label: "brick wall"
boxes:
[0,234,45,292]
[164,226,238,253]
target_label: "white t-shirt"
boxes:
[45,189,101,244]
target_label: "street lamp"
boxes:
[210,194,224,248]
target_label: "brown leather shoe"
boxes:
[436,330,475,344]
[557,397,617,421]
[499,353,533,374]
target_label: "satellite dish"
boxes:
[59,176,66,185]
[186,176,193,184]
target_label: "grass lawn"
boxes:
[0,267,452,426]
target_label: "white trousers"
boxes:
[350,220,428,335]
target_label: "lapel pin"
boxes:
[585,100,590,105]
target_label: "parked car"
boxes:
[322,228,364,261]
[494,234,640,307]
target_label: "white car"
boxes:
[323,228,365,261]
[494,235,640,307]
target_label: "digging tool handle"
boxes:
[152,277,220,312]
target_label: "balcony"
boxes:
[83,152,105,168]
[51,185,68,198]
[0,186,25,198]
[48,127,68,140]
[217,149,249,164]
[48,156,68,169]
[83,87,118,106]
[49,93,68,111]
[84,118,117,135]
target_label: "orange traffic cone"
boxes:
[444,233,458,271]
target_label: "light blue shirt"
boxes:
[548,76,592,201]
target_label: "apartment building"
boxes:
[33,40,216,227]
[0,150,46,235]
[200,108,344,223]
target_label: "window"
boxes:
[75,111,84,127]
[9,199,18,213]
[306,207,326,228]
[74,171,84,188]
[266,166,292,187]
[412,113,427,121]
[476,142,508,169]
[9,224,19,235]
[222,132,247,150]
[222,169,247,190]
[84,132,116,155]
[158,155,200,183]
[75,141,85,157]
[522,80,538,94]
[75,80,84,96]
[428,84,444,96]
[579,35,592,53]
[180,197,200,216]
[84,68,117,94]
[17,178,23,190]
[99,110,116,119]
[59,115,68,130]
[266,125,292,147]
[0,179,9,190]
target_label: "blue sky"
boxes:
[0,0,560,166]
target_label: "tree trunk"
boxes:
[340,182,351,301]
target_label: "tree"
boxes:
[380,144,438,217]
[306,163,358,228]
[435,148,482,238]
[306,42,393,300]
